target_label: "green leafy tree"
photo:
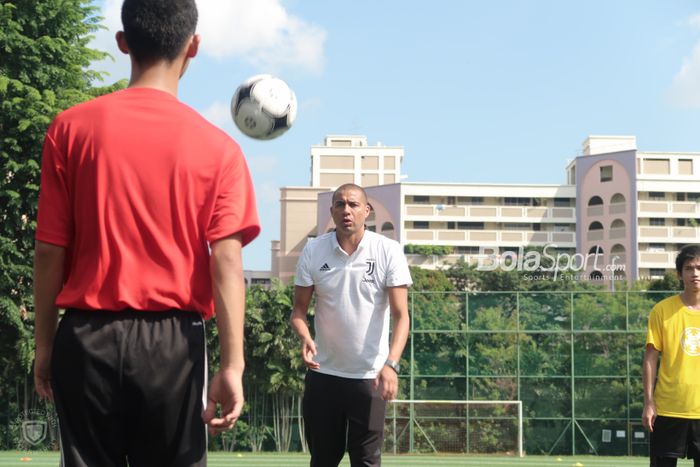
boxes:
[245,282,306,452]
[646,270,682,292]
[0,0,124,447]
[408,267,465,398]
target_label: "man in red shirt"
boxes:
[32,0,260,465]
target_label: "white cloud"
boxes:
[668,42,700,108]
[197,0,326,73]
[90,0,326,76]
[201,100,232,130]
[690,13,700,29]
[667,12,700,109]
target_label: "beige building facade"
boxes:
[272,135,700,284]
[569,135,700,281]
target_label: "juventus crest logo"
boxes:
[365,260,376,276]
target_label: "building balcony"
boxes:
[586,230,604,242]
[609,203,626,215]
[637,226,700,242]
[609,227,627,239]
[638,200,700,217]
[586,205,604,217]
[638,251,676,268]
[404,229,575,246]
[404,204,575,222]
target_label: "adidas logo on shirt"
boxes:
[319,263,331,272]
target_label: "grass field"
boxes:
[1,451,697,466]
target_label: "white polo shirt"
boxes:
[295,230,412,379]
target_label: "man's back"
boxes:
[37,87,259,317]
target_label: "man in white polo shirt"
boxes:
[290,183,412,467]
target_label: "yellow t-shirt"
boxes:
[647,295,700,418]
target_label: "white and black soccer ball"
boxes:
[230,74,297,140]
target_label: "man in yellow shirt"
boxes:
[644,244,700,467]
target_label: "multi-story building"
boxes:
[272,134,700,284]
[272,135,404,282]
[569,135,700,281]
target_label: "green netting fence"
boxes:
[401,289,672,456]
[0,290,671,456]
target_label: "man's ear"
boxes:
[186,34,201,58]
[116,31,130,55]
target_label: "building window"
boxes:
[677,193,687,201]
[588,196,603,206]
[361,156,379,170]
[447,222,456,230]
[600,165,613,182]
[679,159,693,175]
[554,198,571,207]
[649,268,666,277]
[649,243,665,252]
[319,155,354,169]
[413,196,430,204]
[644,158,670,175]
[588,245,604,255]
[611,244,626,254]
[504,197,530,206]
[413,221,429,229]
[610,193,625,204]
[689,193,700,202]
[503,223,529,230]
[648,192,665,200]
[381,222,394,232]
[588,221,604,231]
[677,219,687,227]
[611,219,625,229]
[649,218,665,226]
[456,246,480,254]
[447,196,456,205]
[458,222,484,230]
[590,270,604,280]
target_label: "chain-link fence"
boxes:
[401,289,672,456]
[1,290,670,456]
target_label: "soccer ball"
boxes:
[230,74,297,140]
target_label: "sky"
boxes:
[91,0,700,271]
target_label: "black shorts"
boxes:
[651,415,700,459]
[51,308,207,467]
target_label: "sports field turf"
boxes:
[1,452,697,466]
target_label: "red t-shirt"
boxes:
[36,87,260,319]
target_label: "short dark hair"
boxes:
[676,244,700,273]
[332,183,368,205]
[121,0,198,63]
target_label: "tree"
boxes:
[646,271,681,292]
[244,282,307,452]
[0,0,124,447]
